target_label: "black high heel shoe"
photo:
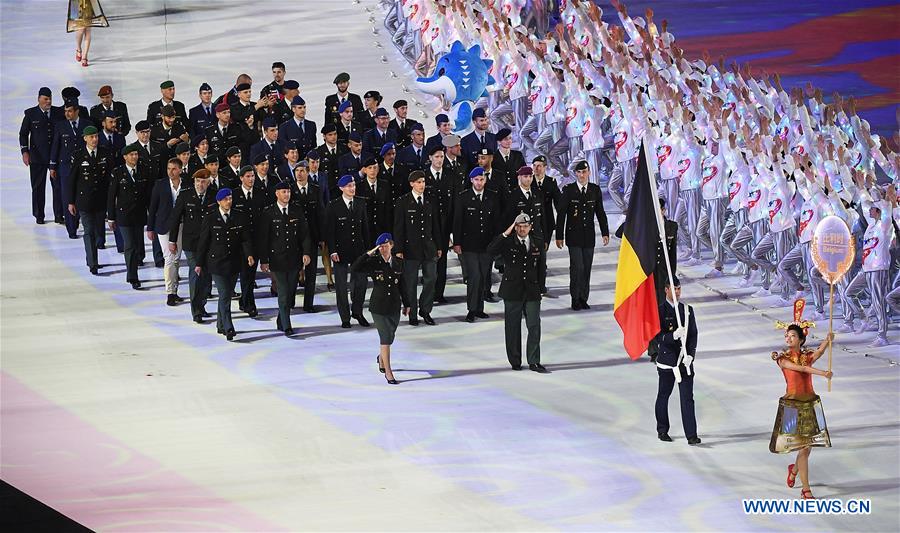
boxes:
[385,373,398,385]
[377,355,385,373]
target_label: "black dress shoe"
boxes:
[36,219,46,225]
[582,302,591,309]
[89,266,99,276]
[303,306,318,313]
[511,364,522,371]
[687,436,702,445]
[166,294,177,307]
[130,281,142,290]
[484,293,495,302]
[246,309,258,318]
[540,286,548,294]
[421,314,436,326]
[341,322,352,329]
[529,364,550,373]
[465,312,475,323]
[217,328,225,335]
[571,303,581,311]
[201,311,212,318]
[155,262,165,268]
[658,433,673,442]
[54,217,64,224]
[474,311,489,319]
[409,317,419,326]
[97,243,106,249]
[173,294,184,303]
[327,283,335,291]
[377,355,385,373]
[68,234,78,239]
[434,296,448,304]
[352,314,370,327]
[226,329,236,341]
[284,328,294,336]
[193,316,203,324]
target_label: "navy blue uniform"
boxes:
[49,117,89,236]
[188,102,216,139]
[654,300,699,440]
[278,118,317,159]
[20,105,63,222]
[89,101,131,136]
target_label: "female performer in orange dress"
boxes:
[770,299,834,499]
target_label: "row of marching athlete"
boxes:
[385,0,900,349]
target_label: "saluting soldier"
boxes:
[393,170,442,326]
[325,175,371,328]
[195,188,255,341]
[232,165,267,317]
[555,160,609,311]
[68,126,114,276]
[453,167,500,322]
[487,214,548,373]
[324,72,364,125]
[106,145,151,288]
[90,85,131,137]
[258,182,313,335]
[188,83,216,139]
[355,156,393,237]
[50,98,89,238]
[20,87,63,225]
[146,80,188,129]
[278,95,317,159]
[150,105,191,160]
[291,162,325,312]
[168,169,216,323]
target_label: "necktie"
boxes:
[582,186,587,195]
[520,239,527,252]
[45,109,50,120]
[71,121,77,134]
[90,150,95,159]
[199,193,204,204]
[371,183,376,194]
[526,190,531,200]
[331,148,336,156]
[417,195,423,207]
[480,135,485,148]
[206,106,211,118]
[400,120,404,129]
[129,168,135,181]
[348,199,354,211]
[435,172,440,181]
[247,190,252,200]
[300,122,305,135]
[224,212,229,223]
[477,193,482,202]
[301,186,307,196]
[504,154,508,164]
[282,207,287,216]
[416,148,421,160]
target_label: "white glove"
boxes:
[672,326,687,340]
[683,355,695,372]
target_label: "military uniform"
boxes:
[654,299,699,441]
[324,196,371,325]
[107,164,151,284]
[290,180,324,311]
[324,93,364,125]
[136,140,166,182]
[492,149,527,192]
[503,187,546,239]
[387,118,420,149]
[69,146,114,270]
[150,121,190,161]
[146,99,188,128]
[89,101,131,136]
[168,188,215,320]
[487,231,546,369]
[232,186,267,315]
[424,167,456,302]
[393,191,442,323]
[50,116,89,237]
[195,208,254,336]
[350,253,411,345]
[453,187,500,316]
[355,177,393,238]
[188,102,216,139]
[533,175,561,242]
[20,104,63,223]
[555,181,609,309]
[362,127,397,158]
[256,202,313,332]
[205,123,243,166]
[279,118,318,159]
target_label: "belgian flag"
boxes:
[614,142,661,359]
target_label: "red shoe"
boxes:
[786,463,797,488]
[76,49,82,61]
[801,488,815,499]
[81,58,89,67]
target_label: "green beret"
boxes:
[82,125,98,136]
[160,80,175,89]
[122,144,139,155]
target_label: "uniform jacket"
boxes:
[362,127,398,157]
[167,188,216,251]
[188,102,216,139]
[89,101,131,136]
[460,130,497,166]
[354,177,394,237]
[195,208,254,276]
[107,164,151,226]
[656,300,697,368]
[49,117,89,170]
[350,254,411,315]
[555,182,609,247]
[278,118,318,159]
[70,146,114,212]
[393,192,441,260]
[20,105,63,164]
[324,93,364,125]
[255,203,313,272]
[533,176,561,238]
[146,99,188,128]
[324,196,370,260]
[503,187,546,239]
[289,181,324,244]
[487,233,546,301]
[492,149,527,192]
[453,188,500,253]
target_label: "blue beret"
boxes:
[375,232,393,246]
[275,181,291,190]
[348,131,362,143]
[374,107,389,117]
[468,167,485,179]
[410,123,424,133]
[199,82,212,92]
[291,95,305,106]
[337,175,354,188]
[284,80,299,90]
[215,188,232,201]
[472,108,486,119]
[64,98,79,109]
[38,87,51,97]
[306,149,320,160]
[496,128,512,141]
[103,109,117,119]
[338,100,352,113]
[435,113,449,125]
[380,142,396,156]
[262,117,277,129]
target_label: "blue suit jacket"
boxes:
[49,118,89,171]
[362,127,398,156]
[20,105,63,164]
[461,130,497,166]
[188,102,216,139]
[396,144,428,172]
[147,177,181,233]
[278,118,318,157]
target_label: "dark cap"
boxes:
[574,160,589,171]
[135,120,151,131]
[64,98,79,109]
[428,144,445,156]
[476,148,493,157]
[225,146,241,157]
[204,153,219,163]
[97,85,113,97]
[175,142,190,155]
[306,149,320,160]
[393,99,408,108]
[38,87,51,97]
[161,105,176,117]
[361,156,378,167]
[291,95,306,106]
[496,128,512,141]
[199,82,212,92]
[235,82,251,92]
[408,170,426,182]
[532,155,547,164]
[103,109,117,119]
[333,72,350,84]
[410,123,424,133]
[472,108,486,119]
[275,181,291,190]
[262,117,277,129]
[435,113,449,125]
[348,131,362,143]
[283,80,299,90]
[252,152,268,166]
[160,80,175,89]
[374,107,389,117]
[61,87,81,99]
[239,165,254,175]
[364,90,382,100]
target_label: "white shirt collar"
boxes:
[277,201,290,210]
[520,186,531,196]
[343,195,354,208]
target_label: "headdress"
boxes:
[774,298,815,334]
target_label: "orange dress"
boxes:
[769,349,831,453]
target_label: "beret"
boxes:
[192,169,211,180]
[361,156,378,167]
[103,109,117,119]
[468,167,485,179]
[38,87,51,97]
[435,113,449,125]
[574,160,589,171]
[235,83,251,92]
[239,165,254,175]
[337,175,354,187]
[532,155,547,164]
[428,144,445,156]
[408,170,426,182]
[262,117,277,128]
[472,108,486,119]
[306,149,321,160]
[321,123,337,134]
[496,128,512,141]
[252,152,268,165]
[121,144,139,155]
[364,90,382,100]
[379,143,395,156]
[517,165,533,176]
[275,181,291,190]
[296,160,309,168]
[410,123,424,133]
[205,152,219,162]
[392,99,407,108]
[97,85,112,97]
[338,100,353,113]
[64,98,79,109]
[160,80,175,89]
[225,146,241,157]
[61,87,81,99]
[374,107,389,117]
[348,131,362,143]
[375,232,392,246]
[272,61,286,70]
[283,80,299,90]
[442,134,460,147]
[476,148,493,157]
[291,95,306,106]
[161,105,176,117]
[199,82,212,92]
[191,135,207,148]
[175,142,190,155]
[135,120,150,131]
[215,102,230,113]
[333,72,350,84]
[82,125,98,136]
[514,213,532,225]
[215,188,232,201]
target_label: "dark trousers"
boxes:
[239,261,258,312]
[333,261,366,323]
[272,269,300,330]
[503,299,541,366]
[212,272,238,332]
[435,246,449,299]
[568,245,594,305]
[120,225,144,283]
[79,211,104,268]
[461,251,491,313]
[59,167,80,237]
[151,236,164,266]
[301,254,318,309]
[29,163,60,221]
[112,226,124,252]
[655,365,697,438]
[403,257,436,318]
[184,250,210,319]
